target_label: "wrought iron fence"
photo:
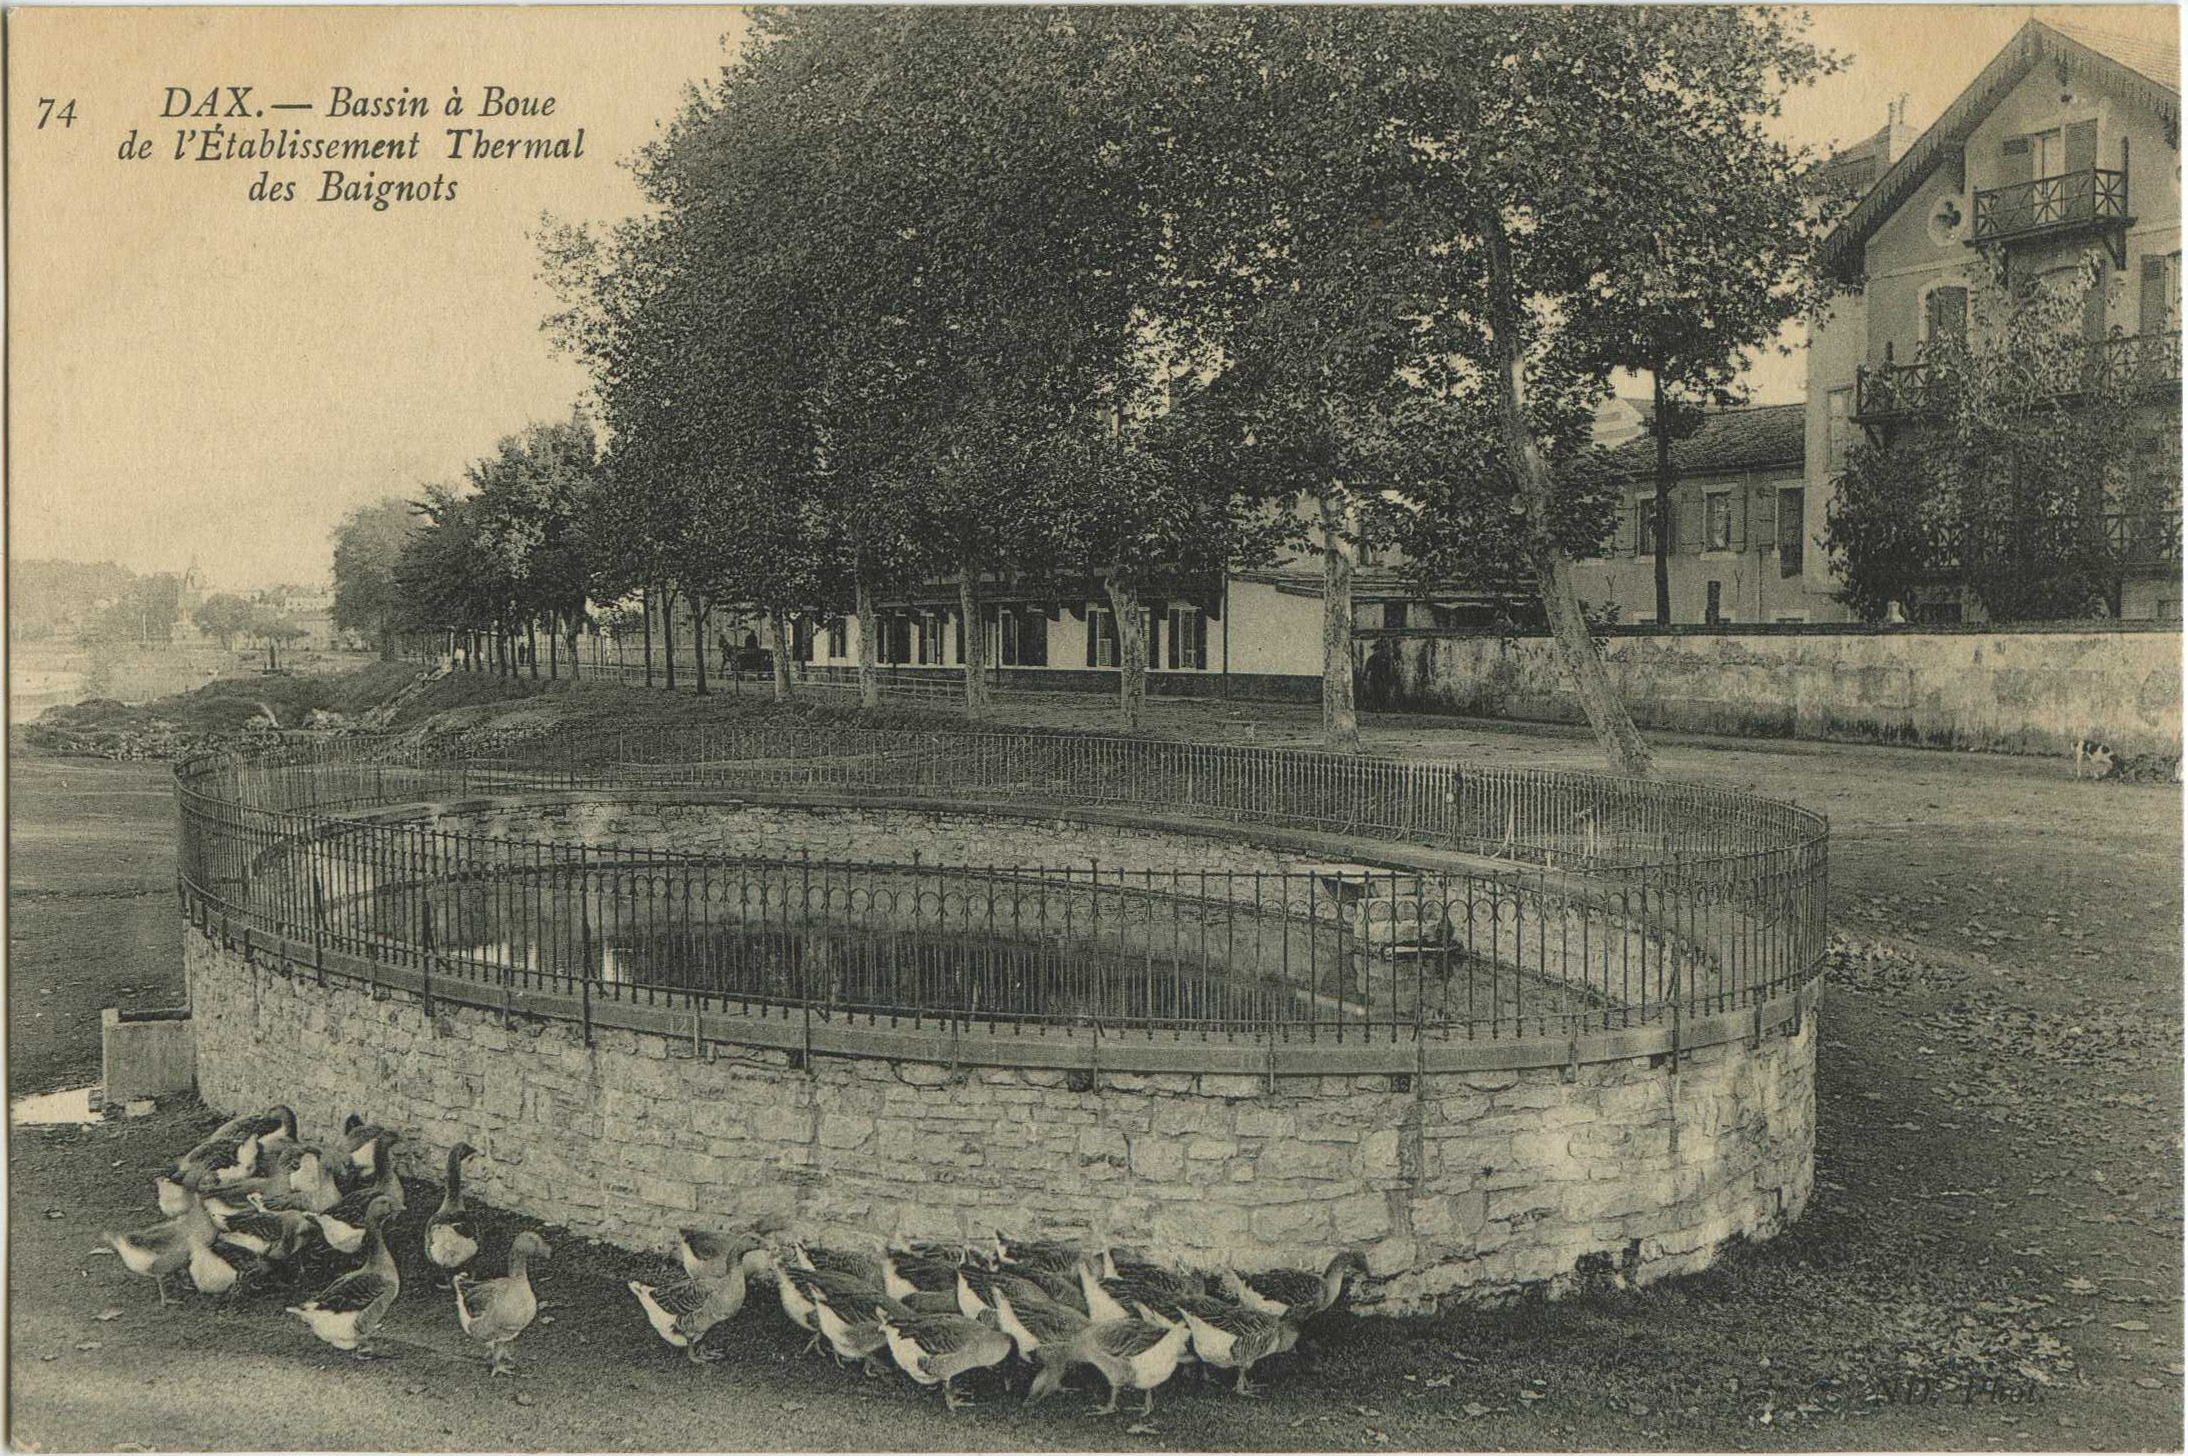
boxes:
[1855,331,2181,422]
[1971,167,2128,242]
[177,728,1828,1044]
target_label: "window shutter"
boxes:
[1681,495,1705,555]
[2083,257,2109,342]
[1612,501,1635,556]
[2142,257,2168,334]
[2064,117,2097,176]
[1730,490,1749,550]
[2001,134,2033,186]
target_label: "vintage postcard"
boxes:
[7,5,2181,1451]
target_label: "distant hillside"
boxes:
[10,558,179,643]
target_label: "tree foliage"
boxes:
[519,6,1842,769]
[331,498,415,658]
[1825,249,2182,622]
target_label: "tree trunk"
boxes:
[547,619,558,681]
[1480,209,1655,777]
[690,597,709,696]
[660,586,678,692]
[770,607,796,703]
[526,618,539,680]
[1652,368,1674,626]
[855,574,881,710]
[957,568,989,721]
[564,617,582,681]
[1106,572,1147,731]
[641,593,654,688]
[1319,489,1362,754]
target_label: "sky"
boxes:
[7,4,2180,593]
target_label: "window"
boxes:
[2003,127,2070,184]
[2160,598,2182,623]
[1382,601,1407,630]
[1705,491,1734,551]
[1826,388,1853,471]
[2140,252,2181,335]
[1167,605,1208,670]
[1019,609,1048,667]
[826,618,847,660]
[1088,606,1114,667]
[791,616,814,663]
[1089,605,1153,668]
[920,612,945,666]
[1922,285,1968,345]
[1705,581,1724,625]
[1637,499,1674,555]
[1777,487,1806,577]
[2032,262,2109,343]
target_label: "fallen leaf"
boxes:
[2115,1320,2152,1331]
[513,1392,536,1407]
[2066,1278,2098,1295]
[1426,1374,1454,1389]
[1125,1423,1160,1436]
[93,1308,123,1322]
[74,1341,101,1352]
[1463,1402,1489,1417]
[404,1384,425,1396]
[2135,1377,2161,1390]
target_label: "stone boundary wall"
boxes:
[184,918,1817,1314]
[1356,625,2182,757]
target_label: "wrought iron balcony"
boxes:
[1971,168,2129,246]
[1852,331,2181,423]
[1913,510,2182,579]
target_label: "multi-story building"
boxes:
[1566,402,1844,624]
[1808,18,2182,621]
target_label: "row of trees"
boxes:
[329,416,613,685]
[512,6,1844,774]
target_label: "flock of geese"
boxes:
[111,1103,1370,1416]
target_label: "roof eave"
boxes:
[1816,20,2179,285]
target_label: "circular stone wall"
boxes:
[183,787,1820,1314]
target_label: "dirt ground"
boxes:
[6,688,2182,1450]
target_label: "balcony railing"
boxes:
[1972,167,2129,245]
[1913,510,2182,579]
[1853,331,2182,423]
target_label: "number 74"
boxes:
[37,98,77,128]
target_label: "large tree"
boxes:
[192,592,255,652]
[469,413,604,680]
[331,497,416,659]
[1354,7,1842,775]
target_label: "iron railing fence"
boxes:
[1854,330,2182,421]
[177,729,1828,1043]
[1971,166,2128,243]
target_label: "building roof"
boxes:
[1806,120,1896,201]
[1598,403,1805,481]
[1817,18,2181,282]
